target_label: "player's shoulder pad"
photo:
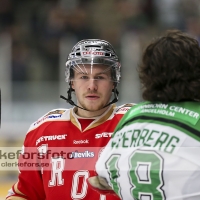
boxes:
[28,108,70,131]
[115,103,136,114]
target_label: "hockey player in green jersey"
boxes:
[88,29,200,200]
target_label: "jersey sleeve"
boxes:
[6,108,68,200]
[6,182,27,200]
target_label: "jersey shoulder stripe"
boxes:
[114,103,136,114]
[28,108,70,132]
[115,101,200,140]
[120,115,200,139]
[27,103,135,134]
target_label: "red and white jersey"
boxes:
[6,103,134,200]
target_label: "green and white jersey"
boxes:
[95,101,200,200]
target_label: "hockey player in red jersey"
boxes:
[6,39,134,200]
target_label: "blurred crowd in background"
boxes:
[1,0,200,197]
[1,0,200,84]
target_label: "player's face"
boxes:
[71,64,114,117]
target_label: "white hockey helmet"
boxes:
[65,39,121,84]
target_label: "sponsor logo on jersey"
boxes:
[36,134,67,145]
[33,110,65,126]
[67,150,94,159]
[34,115,62,126]
[34,116,48,126]
[73,139,89,144]
[95,132,113,139]
[44,110,66,117]
[116,103,134,112]
[118,107,130,112]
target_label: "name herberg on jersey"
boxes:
[95,132,113,139]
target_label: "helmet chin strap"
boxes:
[60,84,119,112]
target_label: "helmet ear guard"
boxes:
[60,39,121,111]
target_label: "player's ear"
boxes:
[112,82,117,89]
[112,83,115,89]
[71,81,75,90]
